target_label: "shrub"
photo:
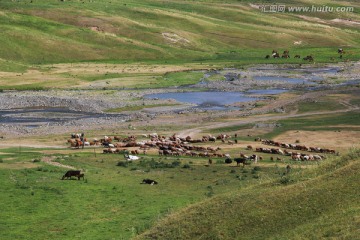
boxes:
[117,161,129,167]
[225,158,233,164]
[279,176,293,185]
[205,185,214,197]
[183,164,191,169]
[172,160,181,167]
[253,166,261,171]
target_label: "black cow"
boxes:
[62,170,83,180]
[303,55,314,61]
[141,179,158,185]
[233,157,249,167]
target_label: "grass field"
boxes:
[0,146,318,239]
[1,146,358,239]
[0,0,359,76]
[0,0,359,90]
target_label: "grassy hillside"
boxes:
[137,149,360,239]
[0,0,359,67]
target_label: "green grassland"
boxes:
[0,0,359,69]
[1,146,358,239]
[0,0,359,90]
[0,146,317,240]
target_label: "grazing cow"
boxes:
[338,48,344,54]
[246,145,253,150]
[131,150,139,155]
[113,136,122,142]
[273,52,280,58]
[62,170,82,180]
[141,179,158,185]
[77,173,85,180]
[249,154,258,163]
[234,157,249,167]
[303,55,314,62]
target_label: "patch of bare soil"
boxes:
[162,32,190,45]
[274,130,360,150]
[41,156,75,169]
[331,18,360,26]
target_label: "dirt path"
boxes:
[0,143,67,149]
[41,156,76,169]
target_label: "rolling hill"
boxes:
[137,149,360,240]
[0,0,359,66]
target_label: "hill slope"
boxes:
[137,149,360,239]
[0,0,359,65]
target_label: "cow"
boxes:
[303,55,314,61]
[294,55,301,58]
[273,52,280,58]
[62,170,82,180]
[141,179,158,185]
[234,157,249,167]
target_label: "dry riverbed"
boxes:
[0,62,359,140]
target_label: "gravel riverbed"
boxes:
[0,63,358,137]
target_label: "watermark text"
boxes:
[260,4,354,13]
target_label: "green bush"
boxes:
[279,176,293,185]
[253,166,261,171]
[117,161,129,167]
[183,164,191,169]
[225,158,232,164]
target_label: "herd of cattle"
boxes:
[265,48,346,62]
[67,133,337,164]
[250,138,337,161]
